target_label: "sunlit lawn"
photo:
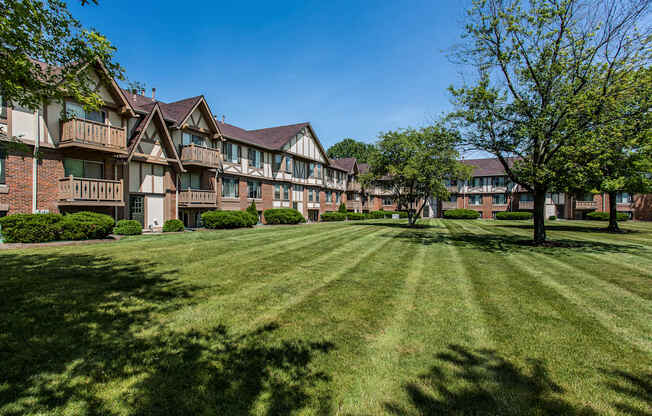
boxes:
[0,219,650,415]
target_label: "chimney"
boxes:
[222,115,225,124]
[152,87,156,100]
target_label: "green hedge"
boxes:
[0,212,115,243]
[367,211,387,219]
[346,212,366,220]
[113,220,143,235]
[321,212,346,222]
[263,208,306,225]
[202,210,258,229]
[162,219,184,232]
[443,209,481,219]
[495,211,533,220]
[548,215,557,220]
[586,211,629,221]
[60,212,115,240]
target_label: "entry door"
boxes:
[293,185,304,215]
[146,195,165,229]
[129,195,144,226]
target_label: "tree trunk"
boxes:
[533,189,547,244]
[607,191,620,233]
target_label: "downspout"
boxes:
[114,163,118,221]
[176,172,179,220]
[32,109,40,213]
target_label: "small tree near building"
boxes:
[365,124,471,226]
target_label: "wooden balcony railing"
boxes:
[441,201,458,210]
[61,118,126,151]
[519,201,534,210]
[347,181,361,192]
[58,176,123,204]
[345,200,362,210]
[575,200,597,210]
[178,189,217,206]
[180,144,221,168]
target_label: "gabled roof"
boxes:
[160,96,203,124]
[357,163,369,174]
[462,157,517,177]
[127,103,184,172]
[329,157,358,174]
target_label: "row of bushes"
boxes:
[320,210,409,221]
[0,212,118,243]
[495,211,533,220]
[202,210,258,229]
[586,211,629,221]
[264,208,306,225]
[443,209,481,219]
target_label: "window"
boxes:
[616,192,632,204]
[66,101,105,123]
[308,162,315,178]
[471,177,483,187]
[469,194,483,205]
[222,142,240,163]
[293,159,306,179]
[317,164,322,178]
[274,184,281,200]
[63,159,103,179]
[493,194,507,205]
[182,132,205,147]
[449,194,457,202]
[308,188,314,202]
[520,193,534,202]
[315,188,320,202]
[383,197,393,206]
[180,172,201,189]
[285,155,293,173]
[248,148,262,168]
[248,180,261,199]
[336,192,341,204]
[222,176,239,198]
[273,154,282,171]
[326,192,332,203]
[492,176,507,187]
[576,192,594,202]
[0,93,6,119]
[549,192,565,204]
[0,150,5,184]
[283,184,290,200]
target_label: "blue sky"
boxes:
[71,0,471,149]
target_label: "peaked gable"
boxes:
[179,97,221,136]
[281,124,328,163]
[127,104,184,171]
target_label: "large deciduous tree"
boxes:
[449,0,650,244]
[326,138,376,163]
[0,0,123,112]
[364,124,471,226]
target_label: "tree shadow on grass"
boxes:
[496,223,645,234]
[601,369,652,416]
[0,251,334,415]
[384,344,598,415]
[350,221,446,230]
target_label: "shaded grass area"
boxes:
[0,219,651,415]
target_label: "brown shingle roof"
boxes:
[121,89,156,111]
[248,122,310,149]
[357,163,369,174]
[462,157,515,176]
[329,157,357,173]
[159,96,202,124]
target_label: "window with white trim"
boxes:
[247,180,261,199]
[63,158,104,179]
[274,184,281,200]
[66,101,106,123]
[283,184,290,200]
[222,142,240,163]
[180,172,201,190]
[492,194,507,205]
[469,194,483,205]
[222,176,239,198]
[248,148,262,168]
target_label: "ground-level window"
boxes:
[0,149,5,184]
[247,180,261,199]
[520,193,534,202]
[616,192,633,204]
[449,194,457,202]
[222,176,239,198]
[64,158,104,179]
[274,184,281,200]
[492,194,507,205]
[469,194,483,205]
[383,198,393,206]
[0,210,6,218]
[326,191,332,203]
[283,184,290,200]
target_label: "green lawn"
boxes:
[1,219,651,415]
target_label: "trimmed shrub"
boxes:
[202,210,257,229]
[60,212,115,240]
[443,209,481,219]
[338,203,347,213]
[346,212,366,220]
[113,220,143,235]
[586,211,629,221]
[0,213,63,243]
[321,212,346,222]
[162,219,184,232]
[263,208,306,225]
[548,215,557,221]
[367,211,386,219]
[495,211,533,220]
[246,201,258,219]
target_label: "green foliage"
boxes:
[0,213,63,243]
[0,212,114,243]
[113,220,142,235]
[59,211,115,240]
[586,211,629,222]
[263,209,305,225]
[495,212,533,221]
[380,210,408,219]
[321,212,346,222]
[367,211,386,219]
[346,212,366,221]
[338,203,347,213]
[326,138,376,163]
[0,0,124,111]
[202,211,257,229]
[443,209,480,220]
[246,201,259,219]
[162,219,184,233]
[548,216,557,221]
[368,123,470,225]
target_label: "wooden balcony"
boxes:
[60,118,127,153]
[345,200,362,211]
[57,176,124,206]
[617,202,634,210]
[178,189,217,207]
[575,200,597,210]
[347,181,361,192]
[441,201,458,210]
[519,201,534,210]
[180,144,221,168]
